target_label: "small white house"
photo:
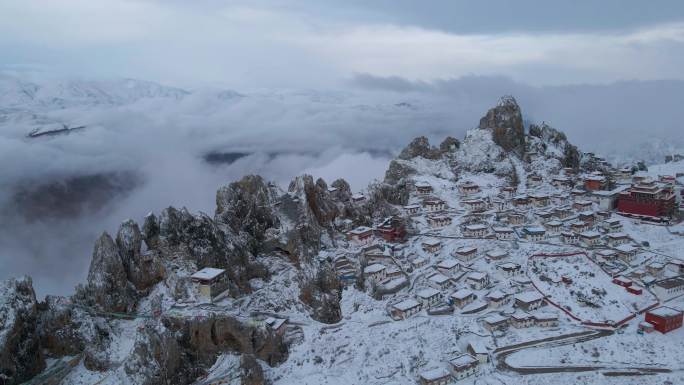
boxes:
[545,220,563,234]
[427,215,452,228]
[414,181,433,196]
[453,246,478,262]
[450,288,476,308]
[606,232,630,247]
[459,181,481,196]
[510,311,534,328]
[437,259,460,275]
[422,239,442,254]
[496,262,522,277]
[523,227,546,242]
[615,244,639,263]
[463,224,488,238]
[514,291,545,311]
[404,204,421,216]
[463,199,487,212]
[391,299,422,319]
[560,231,579,244]
[492,226,515,240]
[418,367,451,385]
[423,198,447,212]
[467,341,489,364]
[532,312,559,327]
[416,287,443,308]
[191,267,229,301]
[579,230,601,246]
[428,273,452,291]
[485,290,508,308]
[466,271,489,290]
[364,264,387,284]
[448,354,479,380]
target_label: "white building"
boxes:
[652,276,684,300]
[497,262,522,277]
[463,224,488,238]
[418,367,451,385]
[514,291,545,311]
[423,198,447,212]
[364,264,387,283]
[579,230,601,246]
[492,226,515,240]
[391,299,422,319]
[523,227,546,242]
[467,341,489,364]
[450,288,476,308]
[453,246,478,262]
[448,354,479,380]
[466,272,489,290]
[422,239,442,254]
[428,273,452,291]
[436,259,460,275]
[427,215,452,228]
[191,268,229,301]
[416,287,444,308]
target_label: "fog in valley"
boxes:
[2,0,684,296]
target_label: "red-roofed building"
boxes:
[617,180,676,219]
[645,306,683,334]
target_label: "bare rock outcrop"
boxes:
[398,136,441,160]
[142,212,161,249]
[479,95,525,157]
[439,136,460,154]
[157,206,267,294]
[240,354,265,385]
[299,262,342,324]
[116,219,165,291]
[215,175,280,251]
[0,277,44,385]
[277,175,339,263]
[329,178,352,202]
[528,122,581,170]
[76,232,137,314]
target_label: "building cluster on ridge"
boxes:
[332,155,684,384]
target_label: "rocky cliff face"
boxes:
[76,232,138,314]
[120,314,287,385]
[478,95,526,157]
[215,175,280,253]
[116,219,165,291]
[528,122,581,170]
[299,262,343,324]
[0,277,44,385]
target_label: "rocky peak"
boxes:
[329,178,352,201]
[142,212,160,249]
[527,122,581,170]
[287,175,338,228]
[116,219,165,291]
[78,232,137,313]
[478,95,525,157]
[397,136,441,160]
[215,175,280,248]
[439,136,460,154]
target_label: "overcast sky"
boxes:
[3,1,684,296]
[2,1,684,88]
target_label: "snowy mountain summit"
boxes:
[2,96,684,385]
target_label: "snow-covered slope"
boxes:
[3,95,684,385]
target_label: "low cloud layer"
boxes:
[2,74,684,297]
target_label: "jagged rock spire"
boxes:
[479,95,525,157]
